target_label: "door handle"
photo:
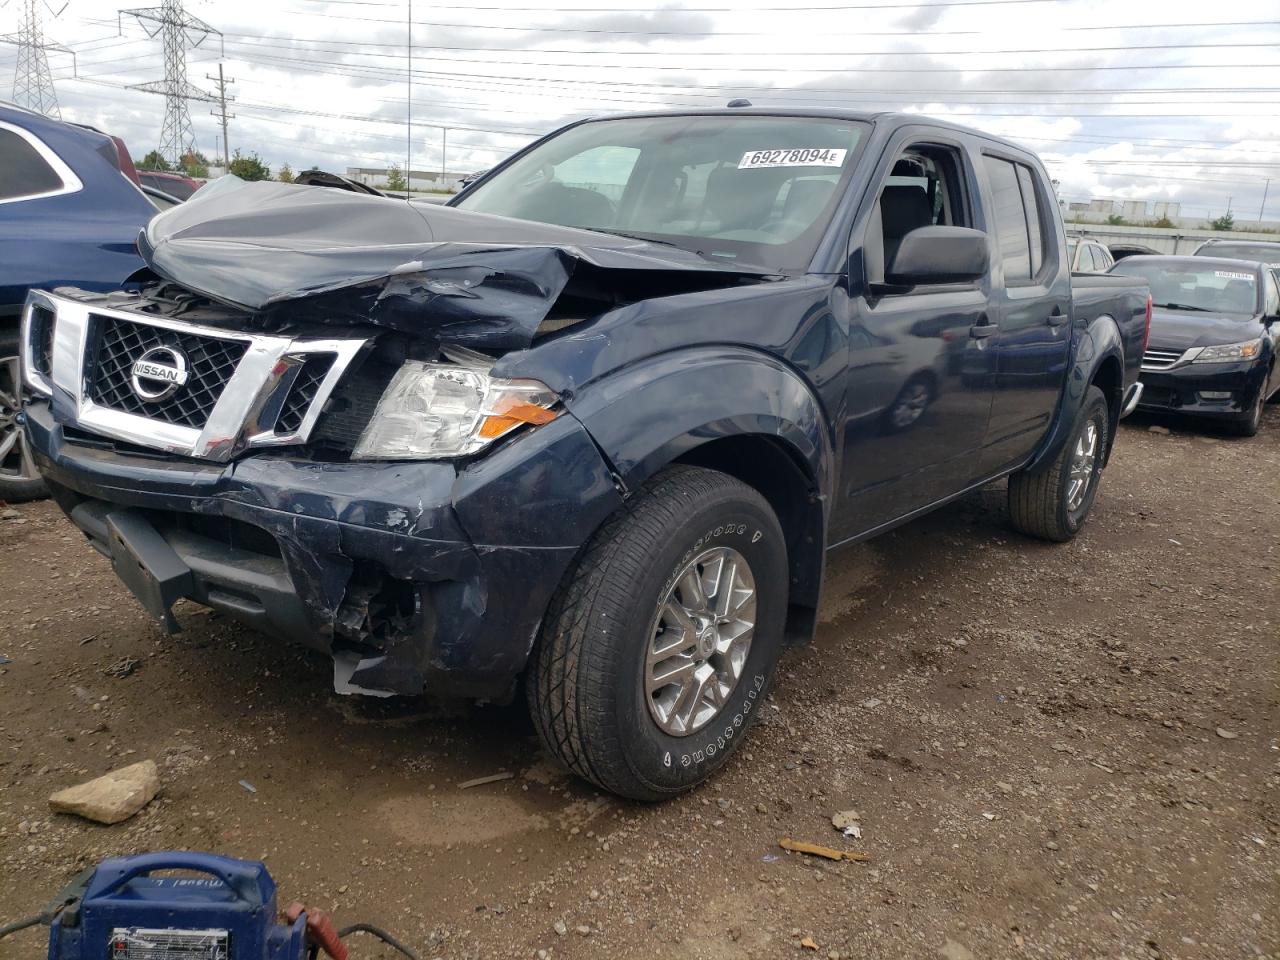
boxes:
[969,322,999,339]
[1046,307,1069,327]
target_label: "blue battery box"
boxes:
[47,852,307,960]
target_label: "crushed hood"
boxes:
[138,177,776,350]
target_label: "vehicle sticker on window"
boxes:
[1214,271,1254,281]
[738,148,847,169]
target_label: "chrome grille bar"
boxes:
[21,290,367,462]
[1140,347,1200,372]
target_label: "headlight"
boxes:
[1191,339,1263,364]
[352,357,558,460]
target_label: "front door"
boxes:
[829,136,997,543]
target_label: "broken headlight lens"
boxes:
[1190,339,1263,364]
[351,359,559,460]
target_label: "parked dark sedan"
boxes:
[1110,255,1279,435]
[1192,238,1280,267]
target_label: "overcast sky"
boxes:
[4,0,1278,220]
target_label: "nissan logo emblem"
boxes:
[130,346,189,402]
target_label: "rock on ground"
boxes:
[48,760,160,825]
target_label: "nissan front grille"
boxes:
[20,290,366,462]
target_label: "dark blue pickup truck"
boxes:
[20,110,1149,799]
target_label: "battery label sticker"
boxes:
[738,148,847,169]
[1214,271,1254,281]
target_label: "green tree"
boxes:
[277,163,295,183]
[385,162,407,193]
[180,150,209,178]
[1208,212,1235,232]
[1105,214,1127,226]
[228,149,271,182]
[1149,216,1175,229]
[137,150,170,172]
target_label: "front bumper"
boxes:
[1137,358,1267,419]
[23,400,624,699]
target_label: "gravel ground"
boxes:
[1,408,1277,960]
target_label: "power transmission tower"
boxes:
[119,0,221,167]
[1,0,73,118]
[206,63,233,169]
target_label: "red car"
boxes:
[136,170,203,201]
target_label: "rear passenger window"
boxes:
[0,128,64,201]
[1015,164,1044,276]
[983,156,1049,284]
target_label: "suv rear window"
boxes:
[0,128,64,201]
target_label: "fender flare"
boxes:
[1023,314,1125,474]
[563,345,835,502]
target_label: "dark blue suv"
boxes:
[0,102,153,501]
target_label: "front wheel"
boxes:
[1222,383,1265,437]
[0,332,47,503]
[527,466,788,801]
[1008,385,1108,542]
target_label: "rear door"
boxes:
[977,152,1072,474]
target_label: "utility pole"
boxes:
[441,126,447,189]
[206,62,233,169]
[405,0,411,199]
[1,0,74,117]
[1261,179,1272,222]
[120,0,222,168]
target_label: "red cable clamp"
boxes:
[285,902,348,960]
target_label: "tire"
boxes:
[1222,384,1264,437]
[527,465,788,801]
[1008,385,1108,542]
[0,330,47,504]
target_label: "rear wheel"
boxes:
[527,465,788,801]
[1008,385,1108,542]
[0,331,47,503]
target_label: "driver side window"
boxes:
[866,144,971,285]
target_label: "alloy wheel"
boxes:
[644,546,757,737]
[0,355,39,485]
[1066,418,1099,513]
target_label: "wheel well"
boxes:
[1090,355,1123,463]
[674,435,825,646]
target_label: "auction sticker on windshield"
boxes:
[1214,271,1254,281]
[739,148,847,169]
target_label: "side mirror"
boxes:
[886,225,990,286]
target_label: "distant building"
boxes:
[346,166,459,191]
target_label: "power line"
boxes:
[182,27,1280,59]
[108,17,1280,41]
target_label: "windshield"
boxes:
[1196,243,1280,267]
[1111,260,1259,314]
[454,114,868,271]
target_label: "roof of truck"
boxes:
[572,107,1028,148]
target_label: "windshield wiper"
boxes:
[588,228,684,249]
[1155,302,1213,312]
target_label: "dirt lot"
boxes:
[1,409,1277,960]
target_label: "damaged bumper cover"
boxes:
[24,400,623,700]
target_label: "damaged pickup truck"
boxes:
[20,110,1150,800]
